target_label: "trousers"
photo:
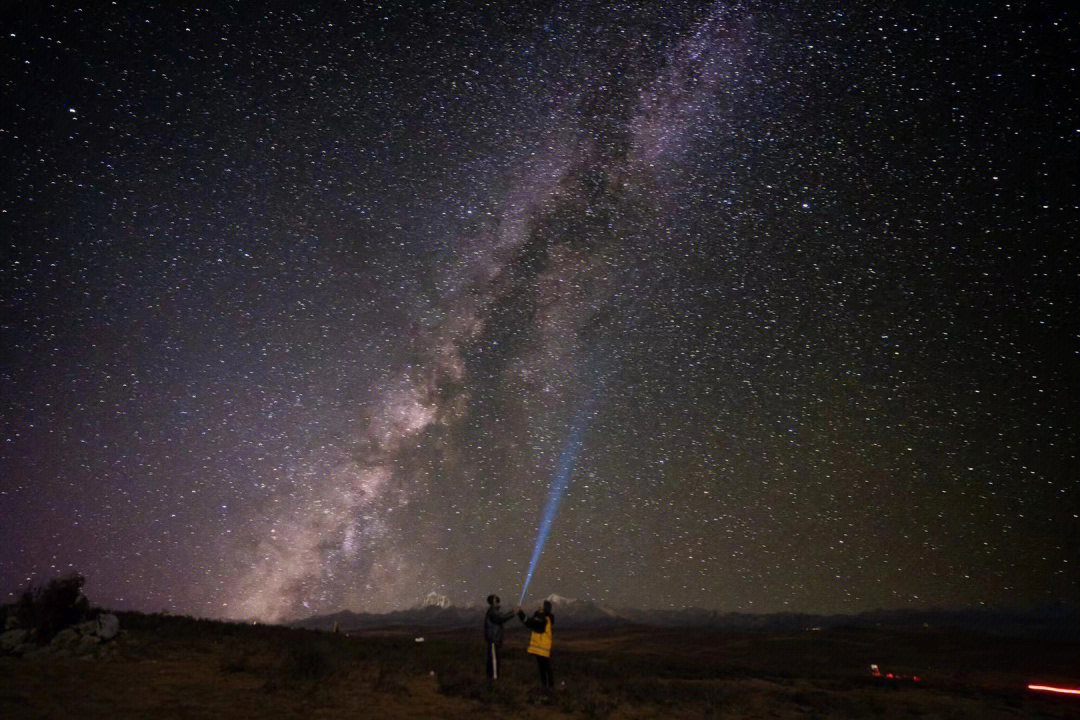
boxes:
[535,654,554,688]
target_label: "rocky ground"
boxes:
[2,613,120,661]
[2,613,1078,719]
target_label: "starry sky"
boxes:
[2,1,1077,622]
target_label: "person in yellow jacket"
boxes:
[517,599,554,692]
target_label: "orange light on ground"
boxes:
[1028,684,1080,696]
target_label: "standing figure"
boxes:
[518,599,555,692]
[483,594,516,680]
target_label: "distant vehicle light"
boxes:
[870,663,921,683]
[1028,684,1080,696]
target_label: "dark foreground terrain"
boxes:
[2,612,1078,719]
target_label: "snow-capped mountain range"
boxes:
[291,597,1080,640]
[292,594,622,632]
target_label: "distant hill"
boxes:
[293,597,1079,640]
[291,604,478,632]
[622,603,1080,640]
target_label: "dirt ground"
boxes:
[2,615,1077,719]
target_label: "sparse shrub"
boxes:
[372,666,410,695]
[437,667,487,701]
[283,634,330,680]
[13,573,91,642]
[220,640,257,673]
[264,632,343,690]
[436,665,523,708]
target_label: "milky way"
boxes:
[3,2,1077,621]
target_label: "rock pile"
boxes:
[1,612,120,660]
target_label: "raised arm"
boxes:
[518,610,547,632]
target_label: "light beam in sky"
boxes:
[520,398,597,606]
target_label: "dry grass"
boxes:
[2,612,1078,719]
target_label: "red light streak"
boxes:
[1028,684,1080,696]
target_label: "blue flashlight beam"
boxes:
[519,406,593,606]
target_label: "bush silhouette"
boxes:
[14,573,91,642]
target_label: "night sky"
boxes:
[3,1,1077,622]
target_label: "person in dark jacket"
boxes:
[483,594,516,680]
[518,599,554,692]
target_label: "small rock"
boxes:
[51,627,80,650]
[96,614,119,640]
[76,633,100,655]
[1,629,29,655]
[24,646,52,661]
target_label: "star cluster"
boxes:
[2,1,1077,621]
